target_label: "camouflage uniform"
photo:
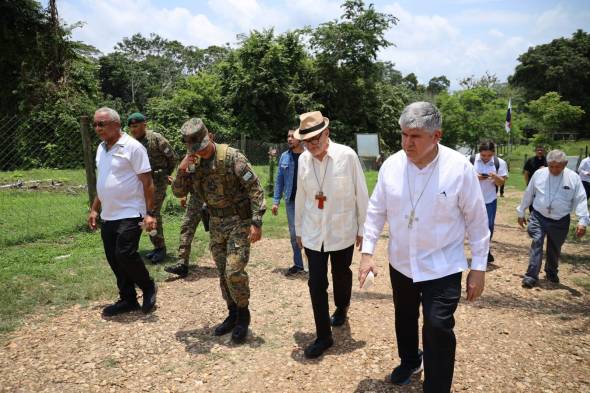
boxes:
[177,192,203,266]
[172,144,266,307]
[137,130,177,249]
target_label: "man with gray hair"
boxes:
[360,102,489,392]
[517,149,588,288]
[88,107,158,316]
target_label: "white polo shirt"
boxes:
[96,132,151,220]
[473,154,508,204]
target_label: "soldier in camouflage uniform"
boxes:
[172,118,266,344]
[128,113,177,263]
[165,193,204,278]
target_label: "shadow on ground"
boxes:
[290,322,366,363]
[175,326,265,355]
[164,266,219,282]
[471,287,590,320]
[271,267,308,281]
[354,377,423,393]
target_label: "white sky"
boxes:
[46,0,590,89]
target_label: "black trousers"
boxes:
[305,244,354,340]
[583,180,590,201]
[101,217,153,302]
[390,266,462,393]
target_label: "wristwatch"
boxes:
[146,210,156,217]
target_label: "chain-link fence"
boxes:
[0,116,289,247]
[0,115,85,171]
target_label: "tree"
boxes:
[304,0,400,144]
[426,76,450,95]
[218,29,314,142]
[526,92,585,144]
[509,30,590,133]
[459,72,499,90]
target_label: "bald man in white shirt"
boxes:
[359,102,490,393]
[294,111,369,359]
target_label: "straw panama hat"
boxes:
[294,111,330,140]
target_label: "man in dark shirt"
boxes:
[523,146,547,185]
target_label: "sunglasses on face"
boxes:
[93,120,118,128]
[304,131,324,146]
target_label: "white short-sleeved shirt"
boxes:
[474,154,508,204]
[96,132,151,220]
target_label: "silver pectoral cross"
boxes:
[405,210,418,229]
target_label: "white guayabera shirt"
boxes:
[516,167,589,226]
[295,140,369,252]
[362,144,490,283]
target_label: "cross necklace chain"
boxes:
[405,156,440,229]
[546,173,564,214]
[312,158,329,209]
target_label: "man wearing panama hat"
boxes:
[294,111,369,359]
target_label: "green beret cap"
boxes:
[127,112,146,126]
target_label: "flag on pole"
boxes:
[505,99,512,133]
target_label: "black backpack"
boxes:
[470,154,500,192]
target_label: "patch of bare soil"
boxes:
[1,194,589,392]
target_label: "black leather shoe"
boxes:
[231,306,251,343]
[389,350,423,385]
[102,299,140,317]
[214,304,238,336]
[285,266,305,276]
[146,249,157,260]
[331,307,348,327]
[304,337,334,359]
[165,262,189,278]
[150,247,167,264]
[142,281,157,313]
[522,276,536,288]
[546,274,560,284]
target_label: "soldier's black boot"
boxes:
[231,306,250,344]
[165,260,188,278]
[214,303,238,336]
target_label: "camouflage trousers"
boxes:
[177,194,202,265]
[209,215,251,308]
[149,175,168,249]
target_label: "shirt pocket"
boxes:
[435,192,459,223]
[556,186,574,204]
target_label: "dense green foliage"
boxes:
[509,30,590,134]
[1,0,589,170]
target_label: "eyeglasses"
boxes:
[304,131,324,146]
[93,120,118,128]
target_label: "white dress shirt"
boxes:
[473,154,508,204]
[295,140,369,252]
[96,132,151,220]
[578,157,590,182]
[516,167,589,226]
[362,144,490,282]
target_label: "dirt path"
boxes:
[1,193,589,392]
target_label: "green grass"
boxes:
[0,190,89,247]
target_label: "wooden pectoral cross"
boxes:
[404,209,418,229]
[315,191,327,209]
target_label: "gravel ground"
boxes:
[1,192,589,392]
